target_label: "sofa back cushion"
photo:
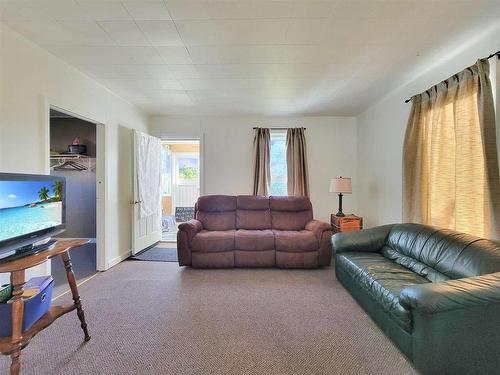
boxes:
[195,195,236,231]
[270,196,313,230]
[382,223,500,281]
[236,195,271,230]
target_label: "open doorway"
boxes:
[161,140,201,243]
[48,108,98,297]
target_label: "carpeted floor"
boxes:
[0,261,419,375]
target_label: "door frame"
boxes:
[44,103,106,271]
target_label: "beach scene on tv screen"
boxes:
[0,180,63,242]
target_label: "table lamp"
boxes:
[329,177,352,217]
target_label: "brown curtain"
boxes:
[403,58,500,239]
[253,127,271,195]
[286,128,309,197]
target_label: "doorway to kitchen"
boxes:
[161,139,201,243]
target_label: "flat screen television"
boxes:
[0,173,66,260]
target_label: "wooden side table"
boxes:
[0,239,91,375]
[331,214,363,234]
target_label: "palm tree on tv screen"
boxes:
[52,181,63,200]
[38,187,49,202]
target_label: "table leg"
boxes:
[10,270,25,375]
[61,251,91,342]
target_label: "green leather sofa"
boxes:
[332,223,500,375]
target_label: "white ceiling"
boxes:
[1,0,500,116]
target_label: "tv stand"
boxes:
[0,239,58,264]
[0,239,91,375]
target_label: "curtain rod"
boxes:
[253,127,306,130]
[404,50,500,103]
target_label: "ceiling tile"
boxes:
[38,0,89,21]
[166,64,202,79]
[285,19,331,44]
[207,1,293,19]
[75,1,132,21]
[176,19,289,45]
[0,1,51,21]
[98,20,149,46]
[3,19,67,44]
[165,0,210,20]
[188,45,285,64]
[46,45,164,65]
[331,1,414,19]
[136,20,183,46]
[155,46,193,63]
[121,1,171,21]
[2,19,114,46]
[179,77,275,90]
[102,78,183,90]
[78,64,175,79]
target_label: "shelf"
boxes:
[50,153,93,159]
[0,239,90,273]
[50,154,95,171]
[0,304,76,355]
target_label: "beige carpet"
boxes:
[0,261,419,375]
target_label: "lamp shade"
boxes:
[329,177,352,194]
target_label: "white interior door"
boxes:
[132,130,162,254]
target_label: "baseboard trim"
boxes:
[107,250,131,269]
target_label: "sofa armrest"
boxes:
[305,220,333,267]
[400,272,500,313]
[178,219,202,242]
[400,272,500,375]
[332,224,394,254]
[305,220,331,238]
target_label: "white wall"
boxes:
[356,24,500,229]
[150,116,357,223]
[0,23,149,284]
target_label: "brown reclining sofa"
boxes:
[177,195,332,268]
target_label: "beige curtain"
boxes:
[253,127,271,195]
[403,59,500,239]
[286,128,309,197]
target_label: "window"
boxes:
[270,130,287,196]
[176,153,199,185]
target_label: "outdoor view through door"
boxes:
[161,140,201,242]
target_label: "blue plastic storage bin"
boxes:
[0,276,53,337]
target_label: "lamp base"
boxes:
[335,193,345,217]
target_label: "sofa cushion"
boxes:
[270,196,311,211]
[197,211,236,231]
[270,196,313,230]
[236,195,271,229]
[191,230,235,252]
[336,251,429,332]
[235,229,274,251]
[237,195,269,210]
[197,195,236,212]
[273,230,318,252]
[196,195,237,231]
[385,223,500,280]
[236,210,271,230]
